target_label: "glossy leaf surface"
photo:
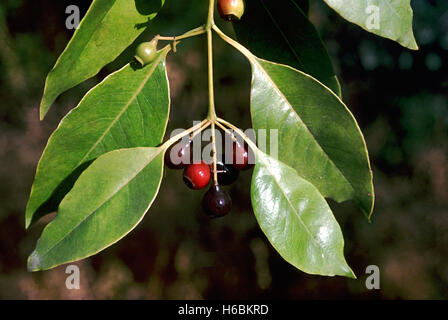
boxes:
[251,151,355,278]
[249,56,374,218]
[28,147,164,271]
[26,48,170,228]
[234,0,341,96]
[40,0,165,118]
[323,0,418,50]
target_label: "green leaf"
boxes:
[40,0,165,119]
[233,0,341,96]
[249,56,374,218]
[28,147,164,272]
[323,0,418,50]
[26,47,170,229]
[251,151,355,278]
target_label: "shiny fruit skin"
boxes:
[202,185,232,218]
[134,40,157,66]
[214,161,239,185]
[232,141,254,171]
[217,0,245,22]
[165,139,193,169]
[183,162,211,190]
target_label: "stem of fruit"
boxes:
[156,25,206,41]
[206,0,218,186]
[156,26,206,52]
[215,121,238,142]
[162,119,209,150]
[212,24,254,61]
[217,118,258,153]
[190,121,211,140]
[206,0,216,122]
[211,25,259,152]
[211,122,219,185]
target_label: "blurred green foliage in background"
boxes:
[0,0,447,299]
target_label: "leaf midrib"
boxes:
[251,58,357,199]
[383,0,400,19]
[257,154,321,250]
[51,0,116,79]
[76,52,166,168]
[36,148,163,261]
[256,153,355,275]
[259,0,308,73]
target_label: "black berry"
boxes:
[202,185,232,218]
[214,161,239,185]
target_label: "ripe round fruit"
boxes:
[214,161,239,185]
[202,185,232,218]
[183,162,211,190]
[135,39,157,66]
[165,138,192,169]
[217,0,245,22]
[232,141,253,170]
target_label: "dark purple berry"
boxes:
[233,140,254,171]
[165,138,192,169]
[202,185,232,218]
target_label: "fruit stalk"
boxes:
[217,118,258,152]
[156,25,206,41]
[211,122,219,186]
[162,119,209,150]
[206,18,217,120]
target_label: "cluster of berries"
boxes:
[164,132,253,218]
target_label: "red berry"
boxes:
[232,141,254,170]
[183,162,211,190]
[165,138,192,169]
[202,185,232,218]
[218,0,245,22]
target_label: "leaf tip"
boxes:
[404,35,419,51]
[347,269,357,279]
[27,251,42,272]
[339,261,357,279]
[39,89,54,120]
[39,107,47,121]
[25,209,32,230]
[25,204,37,229]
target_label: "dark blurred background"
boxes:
[0,0,447,299]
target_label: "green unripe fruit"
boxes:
[218,0,245,22]
[134,39,158,66]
